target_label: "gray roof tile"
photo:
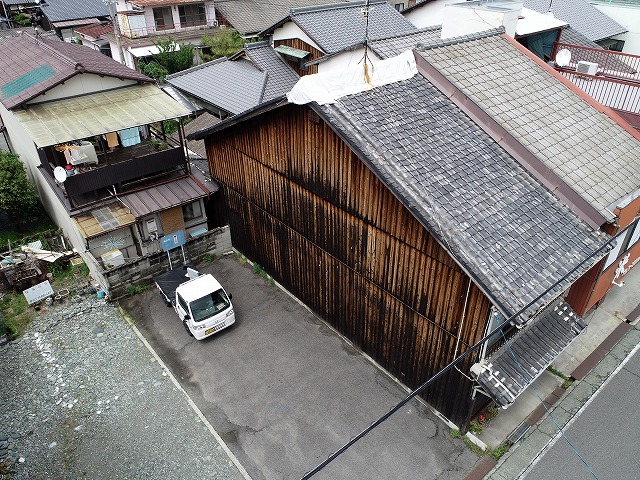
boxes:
[215,0,337,36]
[40,0,109,23]
[369,25,441,59]
[319,74,607,321]
[289,0,416,54]
[418,34,640,221]
[523,0,626,41]
[167,43,299,115]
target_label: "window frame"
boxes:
[153,7,174,31]
[178,3,206,28]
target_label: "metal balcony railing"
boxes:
[118,21,218,39]
[552,43,640,128]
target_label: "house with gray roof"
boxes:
[403,0,627,46]
[260,0,416,75]
[186,30,632,424]
[166,41,299,118]
[39,0,110,41]
[214,0,349,37]
[0,32,221,296]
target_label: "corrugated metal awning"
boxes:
[471,301,587,408]
[275,45,311,59]
[119,176,209,218]
[73,202,136,239]
[13,84,191,147]
[52,18,100,28]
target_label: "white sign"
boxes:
[23,280,54,305]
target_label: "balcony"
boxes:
[41,139,188,211]
[552,42,640,129]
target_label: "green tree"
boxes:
[200,29,245,61]
[141,37,194,82]
[0,151,40,228]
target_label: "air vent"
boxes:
[576,61,598,76]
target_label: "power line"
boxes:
[300,226,623,480]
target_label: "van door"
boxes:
[175,293,190,321]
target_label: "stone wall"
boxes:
[101,226,232,299]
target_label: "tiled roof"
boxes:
[417,33,640,221]
[74,22,114,39]
[0,28,60,47]
[369,25,441,59]
[167,43,298,115]
[242,41,300,101]
[473,301,587,407]
[523,0,626,41]
[184,112,221,160]
[40,0,109,23]
[3,0,38,4]
[166,58,267,115]
[287,0,416,54]
[0,33,151,109]
[319,74,607,321]
[214,0,334,36]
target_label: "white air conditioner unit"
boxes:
[576,61,598,76]
[101,249,125,268]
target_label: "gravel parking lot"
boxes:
[0,297,246,480]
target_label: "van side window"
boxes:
[177,293,189,313]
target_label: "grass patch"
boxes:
[202,253,215,263]
[546,365,569,380]
[236,253,247,264]
[125,284,151,297]
[491,442,510,460]
[0,293,34,339]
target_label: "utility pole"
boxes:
[107,0,126,65]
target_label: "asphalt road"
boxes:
[524,343,640,480]
[121,255,481,480]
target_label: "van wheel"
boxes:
[183,321,193,337]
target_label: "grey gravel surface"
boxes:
[0,296,246,480]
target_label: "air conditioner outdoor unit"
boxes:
[576,61,598,76]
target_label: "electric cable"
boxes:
[299,225,625,480]
[499,329,599,479]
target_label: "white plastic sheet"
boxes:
[287,50,418,105]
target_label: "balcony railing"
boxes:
[118,20,218,39]
[552,42,640,129]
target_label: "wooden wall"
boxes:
[205,104,492,426]
[273,39,320,76]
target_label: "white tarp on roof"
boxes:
[516,7,567,36]
[287,50,418,105]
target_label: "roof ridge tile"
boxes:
[416,26,504,51]
[291,0,385,16]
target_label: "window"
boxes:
[190,289,231,322]
[394,3,405,11]
[153,7,174,31]
[178,3,206,27]
[603,218,640,269]
[182,200,203,221]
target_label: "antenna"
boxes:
[54,166,67,183]
[555,48,571,68]
[361,0,372,84]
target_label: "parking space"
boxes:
[121,255,480,480]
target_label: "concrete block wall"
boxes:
[101,226,232,299]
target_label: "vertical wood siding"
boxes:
[273,39,321,76]
[206,104,492,425]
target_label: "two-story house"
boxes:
[0,33,224,294]
[109,0,218,69]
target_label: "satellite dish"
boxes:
[555,49,571,68]
[54,166,67,183]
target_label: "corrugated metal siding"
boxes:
[206,104,492,426]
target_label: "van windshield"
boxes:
[190,289,230,323]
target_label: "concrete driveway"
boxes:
[121,255,480,480]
